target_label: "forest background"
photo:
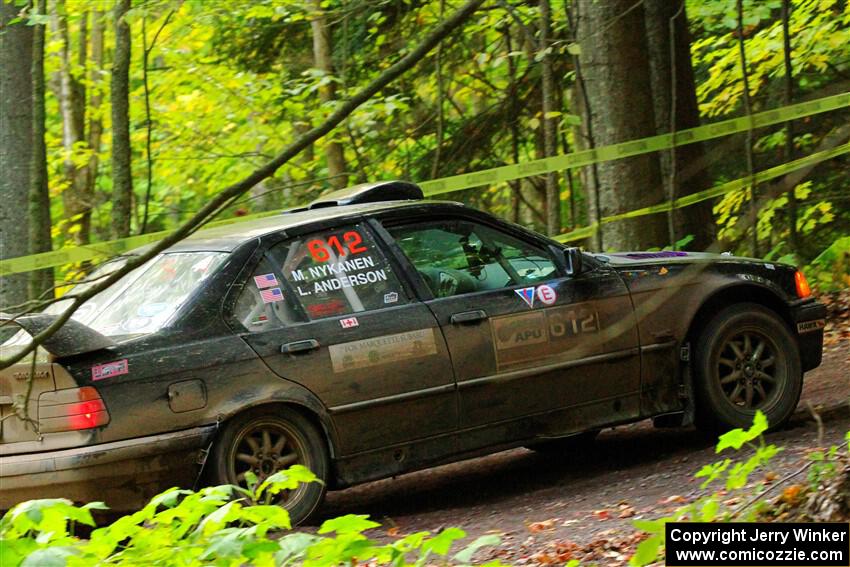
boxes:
[1,0,849,310]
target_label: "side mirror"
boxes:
[564,247,583,276]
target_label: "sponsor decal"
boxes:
[765,262,775,270]
[797,319,826,333]
[515,286,536,308]
[384,291,399,304]
[259,287,284,303]
[491,303,601,370]
[340,316,359,329]
[658,266,669,276]
[536,284,557,305]
[328,328,437,372]
[92,359,129,381]
[254,273,279,289]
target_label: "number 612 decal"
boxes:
[307,231,368,262]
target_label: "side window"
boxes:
[268,223,408,320]
[387,220,558,298]
[232,258,307,331]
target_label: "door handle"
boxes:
[281,339,320,354]
[450,310,488,325]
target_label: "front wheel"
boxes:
[208,407,329,525]
[694,303,802,432]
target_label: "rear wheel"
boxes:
[694,303,802,432]
[209,407,328,525]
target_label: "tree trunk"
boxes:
[311,0,347,189]
[0,0,34,310]
[781,0,798,255]
[83,10,104,220]
[644,0,715,250]
[30,0,53,300]
[54,1,90,245]
[576,0,666,251]
[540,0,560,236]
[111,0,133,238]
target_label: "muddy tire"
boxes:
[526,430,600,456]
[694,303,802,432]
[209,406,328,525]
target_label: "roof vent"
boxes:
[308,180,423,209]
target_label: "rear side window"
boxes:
[268,223,408,320]
[232,258,307,331]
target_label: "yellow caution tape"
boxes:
[555,141,850,243]
[1,91,848,276]
[420,92,850,196]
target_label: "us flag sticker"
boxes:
[260,287,284,303]
[254,273,278,289]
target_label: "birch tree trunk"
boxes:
[111,0,133,238]
[576,0,666,251]
[0,0,34,309]
[54,1,91,244]
[311,0,347,189]
[30,0,54,300]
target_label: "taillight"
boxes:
[795,270,812,298]
[38,387,110,433]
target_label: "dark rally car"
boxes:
[0,181,826,524]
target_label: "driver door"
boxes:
[380,216,640,434]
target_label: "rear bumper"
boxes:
[789,298,827,372]
[0,425,216,510]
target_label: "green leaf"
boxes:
[630,534,663,566]
[452,534,500,564]
[21,546,77,567]
[716,411,767,452]
[422,527,466,555]
[566,42,581,55]
[318,514,380,535]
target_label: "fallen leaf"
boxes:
[618,506,636,519]
[661,495,686,504]
[386,526,401,537]
[781,485,803,505]
[593,509,610,520]
[527,519,557,532]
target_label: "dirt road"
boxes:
[320,333,849,563]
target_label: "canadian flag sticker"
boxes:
[340,316,359,329]
[536,284,557,305]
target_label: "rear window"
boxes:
[42,252,227,338]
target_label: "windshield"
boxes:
[41,251,228,339]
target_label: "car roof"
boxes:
[152,200,465,254]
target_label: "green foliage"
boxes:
[0,466,501,567]
[807,235,850,291]
[630,412,783,566]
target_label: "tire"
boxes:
[526,430,600,456]
[208,406,329,525]
[693,303,802,432]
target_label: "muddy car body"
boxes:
[0,181,826,523]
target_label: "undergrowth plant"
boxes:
[0,465,503,567]
[630,411,780,566]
